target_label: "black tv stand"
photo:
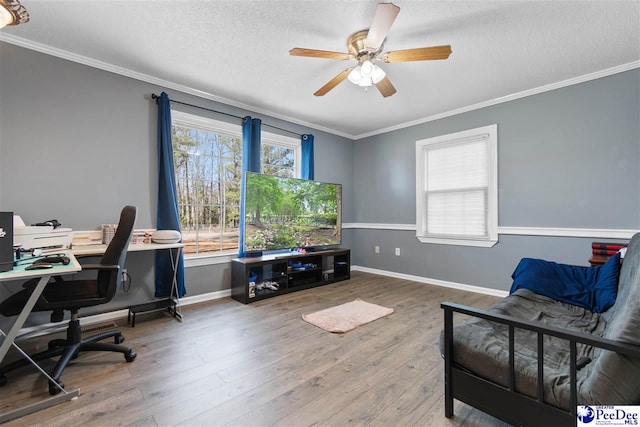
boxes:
[231,248,350,304]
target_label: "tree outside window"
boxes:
[172,122,242,255]
[171,111,300,256]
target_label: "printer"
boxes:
[13,215,74,251]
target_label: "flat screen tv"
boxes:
[243,172,342,253]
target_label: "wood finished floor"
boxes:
[0,271,511,427]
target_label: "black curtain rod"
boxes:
[151,93,303,138]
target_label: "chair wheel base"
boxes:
[115,334,125,344]
[125,350,137,362]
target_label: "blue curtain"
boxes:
[301,134,314,180]
[238,116,261,257]
[155,92,186,298]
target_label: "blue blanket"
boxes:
[509,253,621,313]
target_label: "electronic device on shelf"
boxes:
[256,281,280,291]
[289,262,316,271]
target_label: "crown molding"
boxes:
[0,33,354,140]
[354,61,640,139]
[2,33,637,142]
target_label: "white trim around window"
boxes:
[415,124,498,247]
[172,112,301,179]
[172,110,243,138]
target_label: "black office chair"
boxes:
[0,205,138,395]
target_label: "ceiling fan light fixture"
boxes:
[361,60,374,77]
[371,65,386,84]
[348,65,363,84]
[0,0,29,29]
[349,61,386,87]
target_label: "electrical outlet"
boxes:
[375,245,380,254]
[395,248,400,256]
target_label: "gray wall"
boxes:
[1,39,638,321]
[353,69,640,291]
[0,42,354,323]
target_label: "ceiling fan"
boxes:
[289,2,452,98]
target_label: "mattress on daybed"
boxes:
[443,233,640,412]
[446,288,607,411]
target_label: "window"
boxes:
[415,124,498,247]
[171,111,300,256]
[261,133,301,178]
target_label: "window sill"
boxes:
[416,236,498,248]
[184,252,236,268]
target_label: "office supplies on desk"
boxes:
[151,229,181,244]
[13,216,73,250]
[31,219,61,228]
[12,252,65,267]
[25,263,53,270]
[34,255,70,265]
[101,223,117,244]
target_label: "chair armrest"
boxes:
[74,254,101,260]
[440,301,640,358]
[80,264,120,272]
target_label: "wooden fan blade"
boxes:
[364,3,400,51]
[289,48,351,60]
[375,76,397,97]
[314,68,353,96]
[382,45,452,63]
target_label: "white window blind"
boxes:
[415,124,498,247]
[425,139,488,237]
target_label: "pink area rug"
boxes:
[302,298,394,333]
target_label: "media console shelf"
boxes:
[231,248,350,304]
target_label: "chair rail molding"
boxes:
[343,223,638,239]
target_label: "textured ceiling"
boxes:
[1,0,639,138]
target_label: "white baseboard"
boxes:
[17,289,232,339]
[179,289,232,305]
[351,265,509,298]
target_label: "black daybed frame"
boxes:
[441,301,640,427]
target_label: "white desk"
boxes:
[71,242,184,325]
[0,252,82,423]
